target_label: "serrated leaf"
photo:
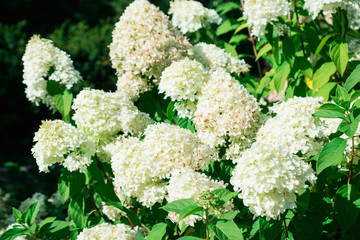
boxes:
[229,34,248,44]
[295,57,313,79]
[312,62,337,91]
[53,89,73,122]
[162,198,195,214]
[0,227,27,240]
[220,210,239,220]
[330,39,348,76]
[234,23,248,34]
[210,220,243,240]
[256,43,272,61]
[316,137,347,174]
[68,194,86,228]
[146,223,167,240]
[344,64,360,92]
[314,33,337,56]
[273,62,290,93]
[334,184,360,233]
[177,237,203,240]
[224,42,237,57]
[313,82,337,101]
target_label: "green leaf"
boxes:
[24,201,40,226]
[93,183,125,211]
[0,227,27,240]
[312,62,337,91]
[178,205,203,221]
[45,221,70,240]
[37,216,57,234]
[219,210,239,220]
[162,198,195,214]
[258,218,281,240]
[234,23,248,34]
[68,194,86,228]
[297,189,310,216]
[216,2,241,15]
[334,184,360,233]
[229,34,248,45]
[69,171,85,198]
[212,189,238,204]
[313,82,337,101]
[339,120,359,138]
[52,89,73,122]
[176,117,195,132]
[256,43,272,61]
[46,80,62,96]
[177,237,203,240]
[224,42,237,57]
[58,169,70,203]
[273,62,290,93]
[295,57,313,79]
[316,137,347,174]
[313,103,346,119]
[146,223,167,240]
[329,39,348,76]
[344,64,360,92]
[282,36,295,66]
[166,102,175,123]
[314,33,337,56]
[210,220,243,240]
[216,19,240,36]
[12,208,22,223]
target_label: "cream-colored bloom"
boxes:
[109,0,191,80]
[102,203,126,222]
[190,43,250,74]
[304,0,357,19]
[194,69,261,148]
[243,0,292,37]
[32,120,95,173]
[22,35,81,111]
[116,72,151,101]
[169,0,222,33]
[77,223,137,240]
[105,123,217,207]
[72,88,151,145]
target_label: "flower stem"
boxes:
[283,215,289,240]
[85,184,102,217]
[348,137,355,185]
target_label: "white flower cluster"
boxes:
[109,0,191,80]
[231,97,324,220]
[77,223,137,240]
[347,3,360,30]
[191,43,250,74]
[166,167,232,226]
[105,123,217,208]
[169,0,222,33]
[22,35,82,110]
[159,57,208,102]
[231,145,316,220]
[304,0,358,19]
[72,88,151,145]
[116,72,150,101]
[194,69,261,148]
[102,203,126,222]
[243,0,293,37]
[32,120,95,173]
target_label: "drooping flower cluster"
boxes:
[231,97,325,220]
[105,123,217,208]
[169,0,222,33]
[72,88,151,145]
[304,0,359,19]
[243,0,293,37]
[109,0,191,81]
[194,69,261,149]
[22,35,82,110]
[77,223,137,240]
[190,43,250,74]
[32,120,95,173]
[166,167,232,226]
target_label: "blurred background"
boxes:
[0,0,247,207]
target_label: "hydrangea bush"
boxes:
[1,0,360,239]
